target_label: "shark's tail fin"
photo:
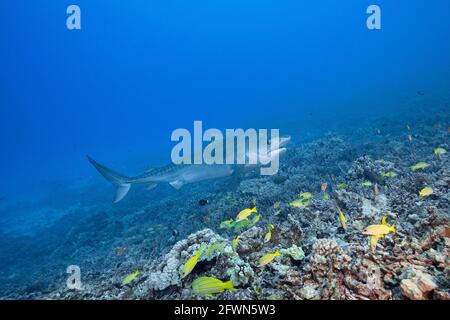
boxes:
[87,156,132,203]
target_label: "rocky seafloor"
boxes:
[0,100,449,300]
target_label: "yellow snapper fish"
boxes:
[219,219,234,229]
[361,181,373,187]
[336,183,347,190]
[232,236,241,251]
[300,192,313,199]
[419,186,433,197]
[381,171,397,178]
[434,147,446,158]
[251,213,261,224]
[363,223,395,236]
[337,207,347,230]
[264,224,275,243]
[191,277,235,296]
[205,242,227,258]
[369,215,388,250]
[233,219,252,232]
[180,243,206,278]
[259,250,281,267]
[122,270,141,286]
[232,214,261,232]
[235,207,257,222]
[289,199,312,208]
[370,235,382,250]
[410,162,430,171]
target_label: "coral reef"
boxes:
[0,102,449,300]
[281,244,305,261]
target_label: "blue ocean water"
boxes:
[0,1,449,299]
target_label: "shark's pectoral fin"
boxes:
[114,184,131,203]
[145,183,157,190]
[169,180,185,190]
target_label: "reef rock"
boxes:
[281,244,305,261]
[236,227,264,255]
[400,279,424,300]
[238,178,283,202]
[400,267,437,300]
[347,156,396,183]
[224,252,255,286]
[361,194,389,219]
[307,239,351,280]
[134,229,225,294]
[298,284,320,300]
[303,239,351,299]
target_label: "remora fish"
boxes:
[88,136,290,203]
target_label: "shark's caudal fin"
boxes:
[87,156,132,203]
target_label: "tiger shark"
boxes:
[88,136,290,203]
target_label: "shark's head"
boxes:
[269,135,291,151]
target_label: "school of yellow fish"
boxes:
[122,131,447,297]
